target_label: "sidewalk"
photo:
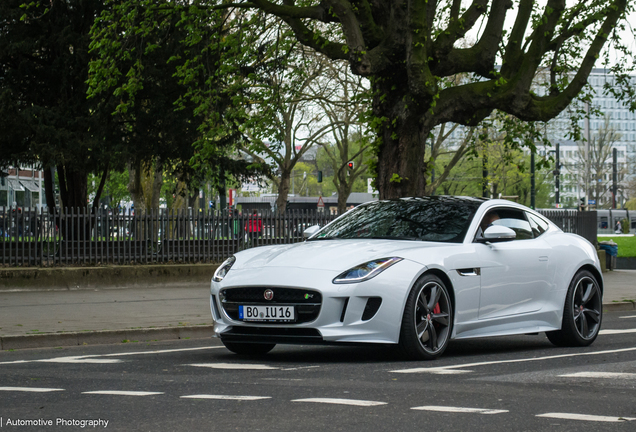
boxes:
[1,270,634,351]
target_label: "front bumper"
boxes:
[210,260,424,344]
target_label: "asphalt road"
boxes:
[1,311,636,432]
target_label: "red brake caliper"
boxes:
[433,303,441,314]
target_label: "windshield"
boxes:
[311,197,482,243]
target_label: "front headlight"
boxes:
[333,257,403,284]
[213,256,236,282]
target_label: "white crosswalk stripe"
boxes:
[292,398,387,407]
[0,387,64,393]
[186,363,279,370]
[599,328,636,335]
[181,395,271,401]
[536,413,636,422]
[411,405,508,415]
[558,372,636,379]
[82,391,163,396]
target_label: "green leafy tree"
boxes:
[89,1,267,212]
[239,43,339,213]
[218,0,634,198]
[89,170,130,208]
[311,60,373,213]
[437,123,553,208]
[89,0,634,200]
[0,0,116,211]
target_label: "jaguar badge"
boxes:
[264,289,274,301]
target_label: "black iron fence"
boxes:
[0,207,597,267]
[538,209,597,246]
[0,208,338,267]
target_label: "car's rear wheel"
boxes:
[399,274,453,360]
[222,342,276,355]
[547,270,602,347]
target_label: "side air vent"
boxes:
[361,297,382,321]
[211,295,221,320]
[340,298,350,322]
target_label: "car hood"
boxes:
[232,239,454,271]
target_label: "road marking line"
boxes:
[411,405,508,415]
[390,346,636,374]
[536,413,636,422]
[0,387,64,393]
[292,398,387,407]
[102,346,223,357]
[619,316,636,319]
[0,346,221,366]
[280,366,320,371]
[186,363,279,370]
[82,391,164,396]
[38,356,122,364]
[180,395,271,401]
[559,372,636,379]
[599,329,636,335]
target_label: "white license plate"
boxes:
[239,305,296,322]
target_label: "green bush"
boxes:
[621,218,630,234]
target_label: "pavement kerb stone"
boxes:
[2,300,633,350]
[0,264,220,292]
[0,325,215,351]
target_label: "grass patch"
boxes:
[598,236,636,257]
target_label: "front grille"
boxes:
[220,287,322,324]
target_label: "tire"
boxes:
[546,270,602,347]
[398,274,453,360]
[222,341,276,356]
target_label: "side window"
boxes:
[482,208,534,240]
[527,213,549,238]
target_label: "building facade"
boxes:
[0,166,45,209]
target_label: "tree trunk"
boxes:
[335,169,353,214]
[128,158,163,214]
[56,163,90,240]
[373,80,429,199]
[275,172,291,214]
[43,166,56,214]
[127,160,145,214]
[337,189,350,214]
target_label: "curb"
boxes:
[1,325,215,351]
[603,302,636,312]
[3,301,635,351]
[0,264,219,292]
[0,283,208,293]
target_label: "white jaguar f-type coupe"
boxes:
[210,197,603,360]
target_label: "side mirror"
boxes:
[303,225,320,238]
[482,225,516,242]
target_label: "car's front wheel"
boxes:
[547,269,602,347]
[399,274,453,360]
[222,342,276,355]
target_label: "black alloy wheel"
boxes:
[399,274,453,360]
[547,269,602,347]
